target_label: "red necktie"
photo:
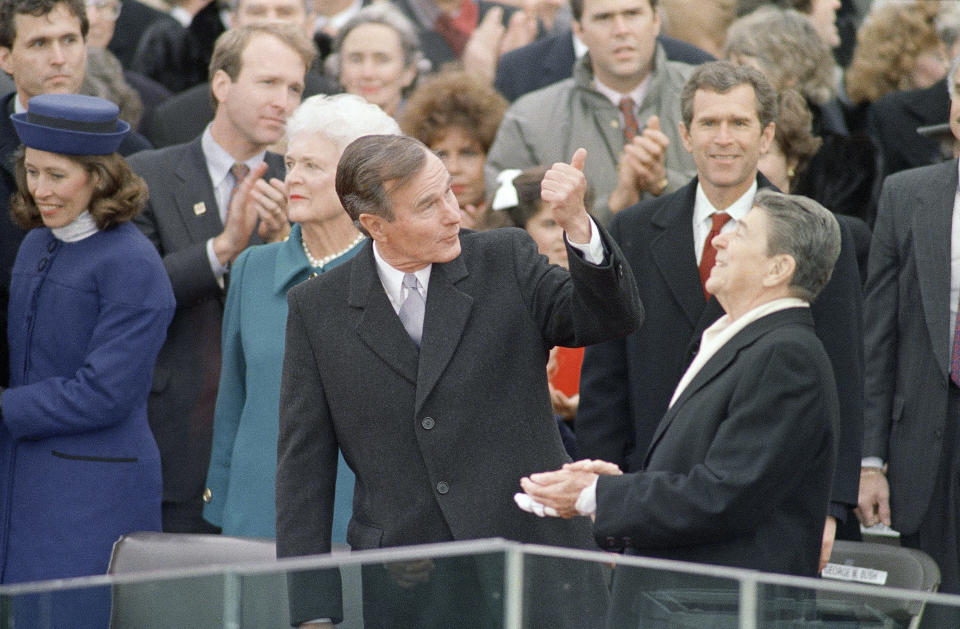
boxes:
[699,212,731,299]
[618,97,639,143]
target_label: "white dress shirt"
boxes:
[691,180,757,264]
[200,126,267,279]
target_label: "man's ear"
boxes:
[764,253,796,288]
[358,213,386,240]
[0,46,13,78]
[210,69,232,108]
[678,121,693,154]
[758,122,776,156]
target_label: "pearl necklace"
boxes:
[302,232,366,268]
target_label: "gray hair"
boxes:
[723,6,836,104]
[753,189,841,303]
[336,135,428,235]
[286,93,401,153]
[326,3,428,80]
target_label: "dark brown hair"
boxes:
[399,69,507,153]
[772,89,822,185]
[0,0,88,49]
[11,148,148,230]
[680,60,779,129]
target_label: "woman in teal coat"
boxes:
[203,94,401,538]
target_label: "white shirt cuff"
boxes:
[206,237,229,285]
[861,457,884,469]
[566,217,604,265]
[575,477,598,516]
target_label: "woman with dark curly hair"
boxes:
[399,68,508,229]
[0,94,174,607]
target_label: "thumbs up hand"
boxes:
[541,148,592,243]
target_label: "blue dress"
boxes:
[0,221,175,585]
[204,223,360,539]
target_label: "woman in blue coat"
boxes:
[202,94,399,539]
[0,94,175,595]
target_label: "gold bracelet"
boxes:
[861,467,884,475]
[656,178,669,195]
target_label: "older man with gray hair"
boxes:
[521,190,841,595]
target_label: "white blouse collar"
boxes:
[51,211,99,242]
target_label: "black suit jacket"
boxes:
[109,0,178,68]
[127,137,283,504]
[130,1,225,94]
[595,307,837,577]
[276,226,642,624]
[577,174,863,520]
[494,29,714,101]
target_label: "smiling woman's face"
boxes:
[339,23,416,117]
[24,148,95,229]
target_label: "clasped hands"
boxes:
[517,459,622,519]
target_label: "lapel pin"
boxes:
[193,202,207,216]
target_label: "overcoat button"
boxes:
[436,481,449,494]
[421,417,435,429]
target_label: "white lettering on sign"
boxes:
[822,563,888,585]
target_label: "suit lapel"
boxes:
[414,254,472,413]
[650,179,706,327]
[645,308,812,463]
[174,138,223,244]
[349,244,420,384]
[913,160,958,378]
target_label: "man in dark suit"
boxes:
[275,135,642,627]
[575,61,863,571]
[494,28,713,102]
[520,189,840,625]
[128,23,313,533]
[142,0,337,149]
[0,0,151,388]
[857,55,960,625]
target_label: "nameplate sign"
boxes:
[822,563,888,585]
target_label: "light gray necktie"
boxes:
[398,273,425,347]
